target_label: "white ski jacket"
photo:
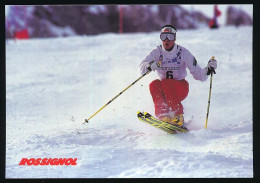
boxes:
[140,44,208,81]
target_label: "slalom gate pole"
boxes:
[84,69,151,124]
[205,56,216,129]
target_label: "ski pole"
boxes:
[84,69,151,124]
[205,56,216,129]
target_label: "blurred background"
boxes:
[5,4,253,39]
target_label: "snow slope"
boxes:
[6,26,253,178]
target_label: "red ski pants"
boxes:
[149,79,189,118]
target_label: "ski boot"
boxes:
[169,114,184,127]
[158,115,171,123]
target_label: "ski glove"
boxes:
[206,58,217,75]
[148,61,161,71]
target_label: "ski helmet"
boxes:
[160,25,177,41]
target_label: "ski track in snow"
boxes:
[6,26,252,178]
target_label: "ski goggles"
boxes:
[160,33,175,41]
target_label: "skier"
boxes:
[139,25,217,127]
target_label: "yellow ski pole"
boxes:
[84,69,151,124]
[205,56,216,129]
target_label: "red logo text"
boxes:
[19,158,78,166]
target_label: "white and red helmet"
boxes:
[161,25,177,34]
[160,25,177,41]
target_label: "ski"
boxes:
[137,111,189,134]
[137,111,176,134]
[144,112,189,132]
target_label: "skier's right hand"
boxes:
[148,61,161,71]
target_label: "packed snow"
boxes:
[6,26,253,178]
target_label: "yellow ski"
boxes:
[137,111,176,134]
[137,111,189,134]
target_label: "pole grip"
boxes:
[210,56,216,74]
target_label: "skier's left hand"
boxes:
[206,58,217,75]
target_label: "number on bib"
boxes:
[166,71,173,79]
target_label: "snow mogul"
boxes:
[139,25,217,127]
